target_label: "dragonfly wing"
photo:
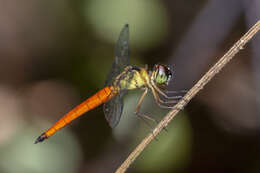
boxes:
[105,24,130,86]
[103,90,127,128]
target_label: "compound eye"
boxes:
[153,64,167,85]
[158,66,164,75]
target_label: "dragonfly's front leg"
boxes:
[152,87,186,111]
[151,87,177,109]
[152,82,186,100]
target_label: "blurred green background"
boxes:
[0,0,260,173]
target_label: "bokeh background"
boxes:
[0,0,260,173]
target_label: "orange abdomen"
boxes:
[35,86,116,143]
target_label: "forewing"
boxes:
[103,91,127,128]
[105,24,130,86]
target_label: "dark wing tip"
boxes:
[34,133,48,144]
[125,24,129,27]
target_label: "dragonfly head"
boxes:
[152,64,173,86]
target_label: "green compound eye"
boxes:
[156,73,167,84]
[154,64,173,85]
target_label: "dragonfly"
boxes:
[35,24,184,144]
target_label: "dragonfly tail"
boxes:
[34,133,48,144]
[34,86,116,144]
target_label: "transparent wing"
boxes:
[103,90,127,128]
[105,24,130,86]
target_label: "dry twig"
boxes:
[115,20,260,173]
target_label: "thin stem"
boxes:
[115,20,260,173]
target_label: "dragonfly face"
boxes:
[152,64,173,86]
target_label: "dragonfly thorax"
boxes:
[113,66,149,91]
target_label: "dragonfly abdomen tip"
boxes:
[34,133,48,144]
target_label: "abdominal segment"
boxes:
[35,86,116,143]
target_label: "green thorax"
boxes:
[113,66,149,91]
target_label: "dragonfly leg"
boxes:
[134,87,170,133]
[151,87,177,109]
[134,88,166,136]
[135,88,148,114]
[136,110,169,134]
[157,96,179,104]
[136,112,168,132]
[154,86,189,106]
[137,112,158,124]
[152,82,185,100]
[136,115,159,141]
[164,90,188,94]
[135,88,159,124]
[135,89,157,124]
[157,101,176,109]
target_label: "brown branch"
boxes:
[115,20,260,173]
